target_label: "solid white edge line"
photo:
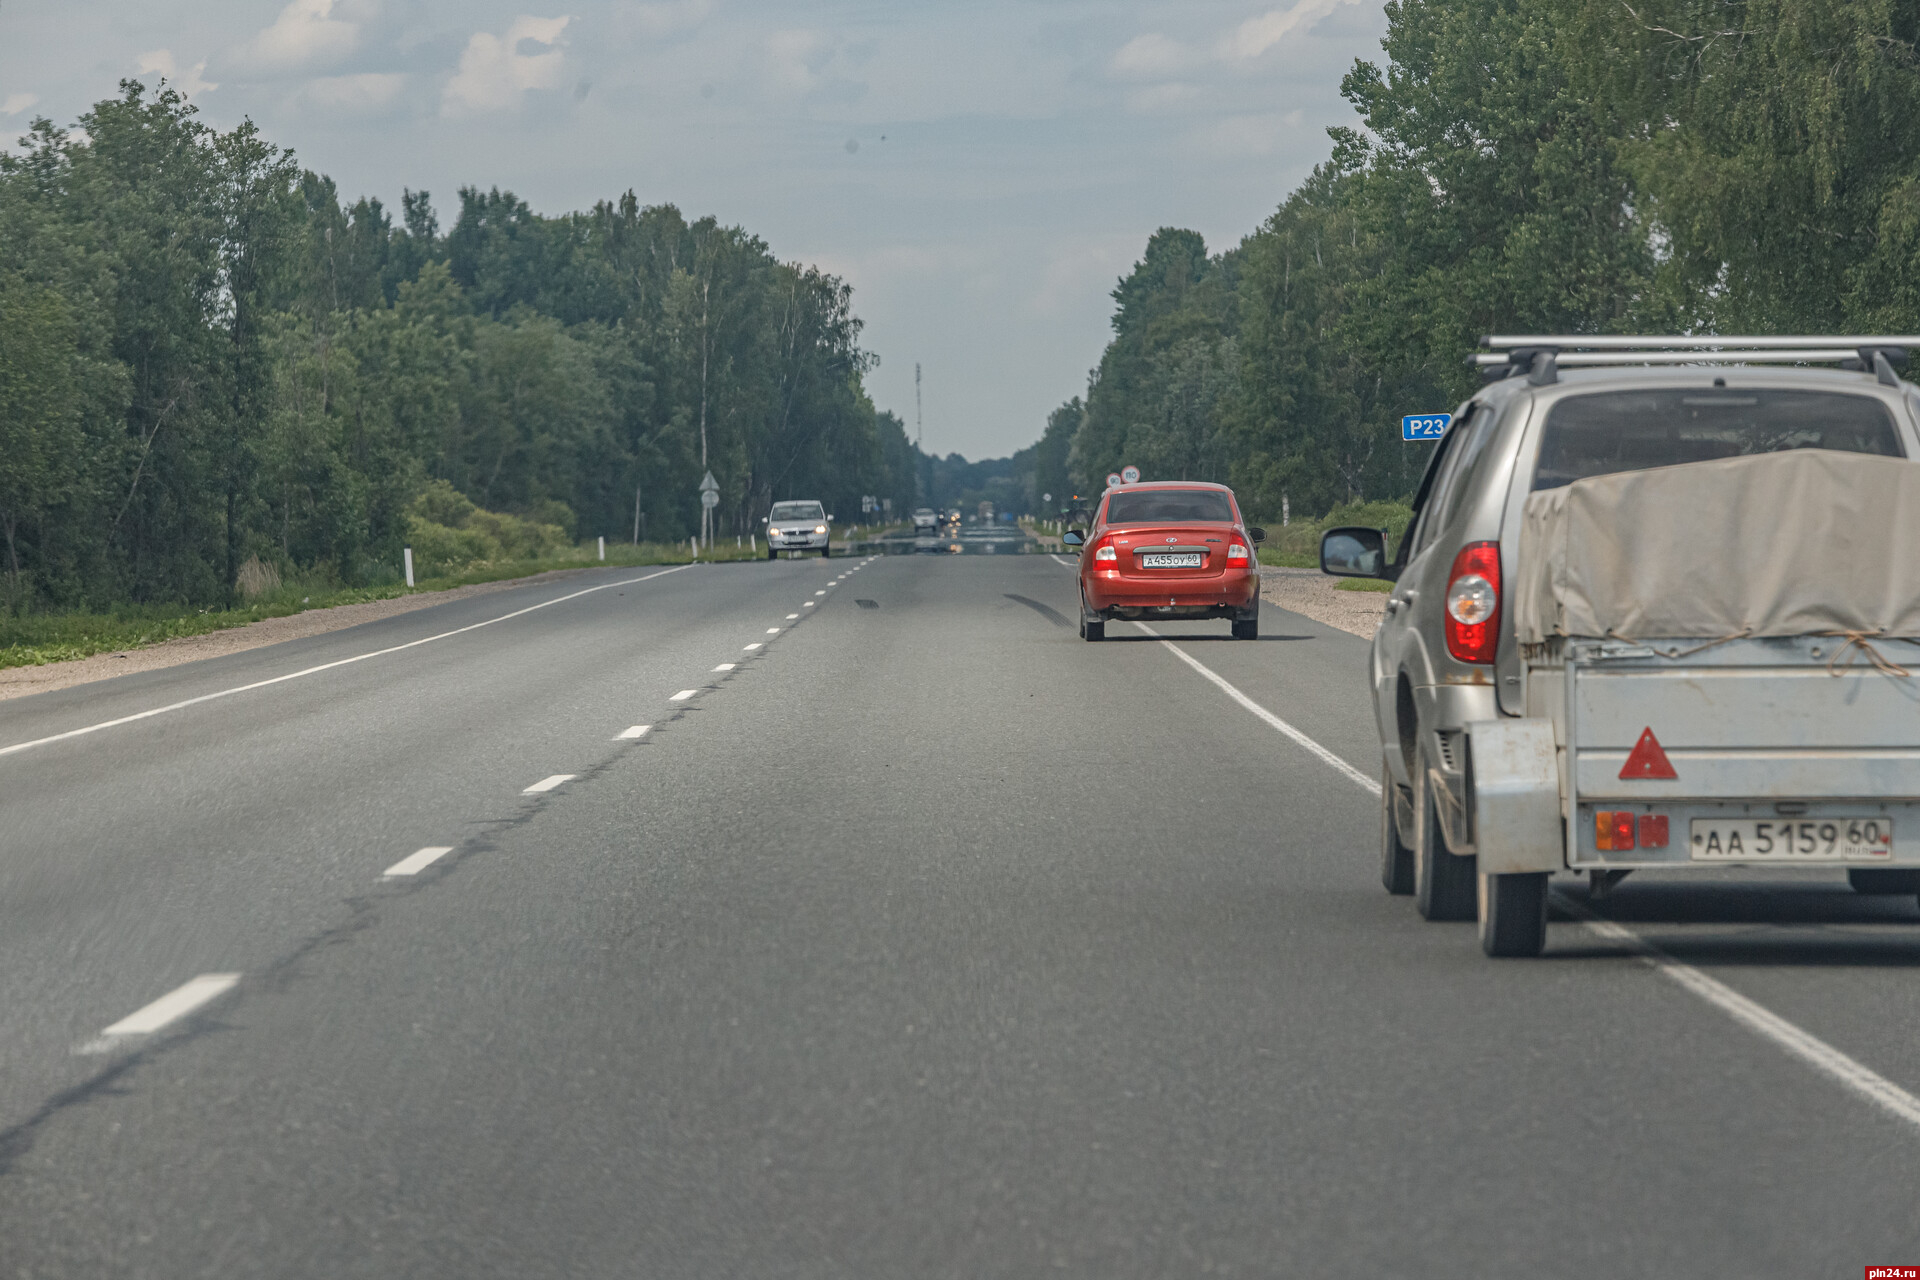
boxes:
[669,689,698,702]
[523,773,575,793]
[99,973,241,1036]
[1130,593,1920,1135]
[1133,621,1380,796]
[384,845,454,876]
[1553,892,1920,1130]
[1049,554,1077,567]
[615,724,651,740]
[1,564,696,760]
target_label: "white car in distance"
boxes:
[765,500,832,558]
[911,507,939,534]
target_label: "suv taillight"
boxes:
[1444,541,1500,664]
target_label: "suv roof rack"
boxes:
[1475,335,1917,387]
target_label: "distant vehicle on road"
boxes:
[912,507,939,534]
[765,500,832,557]
[1063,481,1263,641]
[1324,335,1920,956]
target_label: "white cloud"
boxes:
[135,50,219,98]
[2,92,39,117]
[1192,111,1304,158]
[622,0,715,39]
[1110,33,1199,79]
[1126,82,1199,114]
[243,0,366,73]
[300,72,407,113]
[442,16,572,116]
[766,29,829,95]
[1219,0,1365,62]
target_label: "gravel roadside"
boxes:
[1260,567,1387,640]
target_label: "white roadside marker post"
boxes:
[403,546,414,588]
[598,536,605,561]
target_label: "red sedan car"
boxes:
[1064,481,1264,641]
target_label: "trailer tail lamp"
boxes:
[1444,541,1501,664]
[1638,815,1669,849]
[1594,811,1637,852]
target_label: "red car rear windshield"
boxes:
[1105,489,1234,523]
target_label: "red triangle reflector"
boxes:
[1620,727,1677,780]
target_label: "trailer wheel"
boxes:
[1413,750,1477,921]
[1847,868,1920,895]
[1380,761,1415,895]
[1478,872,1548,957]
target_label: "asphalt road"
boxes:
[2,551,1919,1277]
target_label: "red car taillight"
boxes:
[1444,541,1500,664]
[1227,541,1250,561]
[1092,537,1117,562]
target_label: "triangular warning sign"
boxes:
[1619,727,1678,780]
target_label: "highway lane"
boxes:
[3,553,1920,1276]
[0,556,845,1140]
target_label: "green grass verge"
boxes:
[0,539,763,671]
[1335,576,1396,593]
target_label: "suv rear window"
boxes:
[1533,389,1903,490]
[1105,489,1234,523]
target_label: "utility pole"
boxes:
[915,363,922,451]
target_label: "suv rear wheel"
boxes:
[1847,868,1920,895]
[1478,872,1548,957]
[1413,748,1477,921]
[1381,760,1414,895]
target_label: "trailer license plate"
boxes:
[1140,552,1202,568]
[1690,818,1894,861]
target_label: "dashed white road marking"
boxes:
[97,974,242,1040]
[712,663,736,672]
[786,613,799,619]
[615,724,652,740]
[524,774,576,793]
[744,643,763,651]
[1132,622,1379,795]
[1,565,695,761]
[1127,614,1920,1138]
[814,590,827,596]
[384,846,454,876]
[767,627,782,634]
[669,689,698,702]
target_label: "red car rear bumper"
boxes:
[1083,566,1260,616]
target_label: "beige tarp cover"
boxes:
[1514,450,1920,641]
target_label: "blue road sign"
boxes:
[1401,413,1451,442]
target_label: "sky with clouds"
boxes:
[0,0,1389,460]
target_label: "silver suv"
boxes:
[1321,337,1920,923]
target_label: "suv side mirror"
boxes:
[1062,530,1084,547]
[1246,526,1266,544]
[1321,526,1391,578]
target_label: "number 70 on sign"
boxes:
[1401,413,1451,442]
